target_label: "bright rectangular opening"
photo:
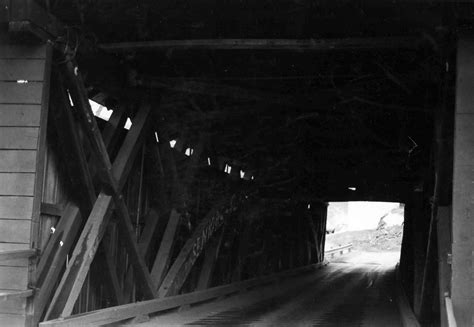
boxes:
[325,201,404,266]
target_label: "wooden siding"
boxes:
[0,37,51,326]
[0,105,41,126]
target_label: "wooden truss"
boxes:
[32,55,251,324]
[2,5,329,324]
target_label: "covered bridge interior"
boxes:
[0,0,472,326]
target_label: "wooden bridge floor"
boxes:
[135,252,403,326]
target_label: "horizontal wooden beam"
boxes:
[100,37,422,52]
[0,249,37,261]
[40,202,64,217]
[0,289,34,301]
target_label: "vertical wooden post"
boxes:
[150,209,181,288]
[451,34,474,327]
[437,206,452,327]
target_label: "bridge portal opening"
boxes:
[325,201,404,266]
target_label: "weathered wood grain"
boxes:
[0,296,27,314]
[0,105,41,126]
[0,244,31,267]
[0,266,28,290]
[0,127,39,149]
[44,101,154,319]
[0,219,31,243]
[0,82,43,104]
[197,228,225,290]
[0,313,26,327]
[0,150,36,172]
[39,203,63,217]
[0,59,45,81]
[0,173,35,196]
[0,196,33,219]
[157,199,231,297]
[151,209,181,288]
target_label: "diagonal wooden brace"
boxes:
[157,196,238,297]
[44,96,155,319]
[33,81,129,325]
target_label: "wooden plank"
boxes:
[0,173,35,196]
[197,228,225,290]
[437,206,451,327]
[101,104,128,153]
[100,36,421,52]
[33,99,130,325]
[307,216,320,262]
[0,196,33,219]
[0,257,28,268]
[47,75,124,310]
[44,193,113,320]
[0,244,29,251]
[40,262,325,327]
[0,219,31,243]
[0,313,27,327]
[101,243,125,305]
[157,198,233,297]
[0,150,36,172]
[151,209,181,288]
[110,106,151,191]
[0,243,31,267]
[28,41,52,324]
[0,295,28,314]
[0,266,28,290]
[40,202,63,217]
[33,204,82,325]
[452,35,474,327]
[123,207,164,300]
[0,249,36,261]
[138,208,160,257]
[0,59,45,81]
[61,61,116,191]
[0,127,39,149]
[50,74,95,210]
[0,82,43,104]
[0,105,41,126]
[0,289,33,301]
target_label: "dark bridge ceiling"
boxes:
[39,0,456,202]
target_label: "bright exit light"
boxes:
[348,187,356,191]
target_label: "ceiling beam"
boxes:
[99,37,422,52]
